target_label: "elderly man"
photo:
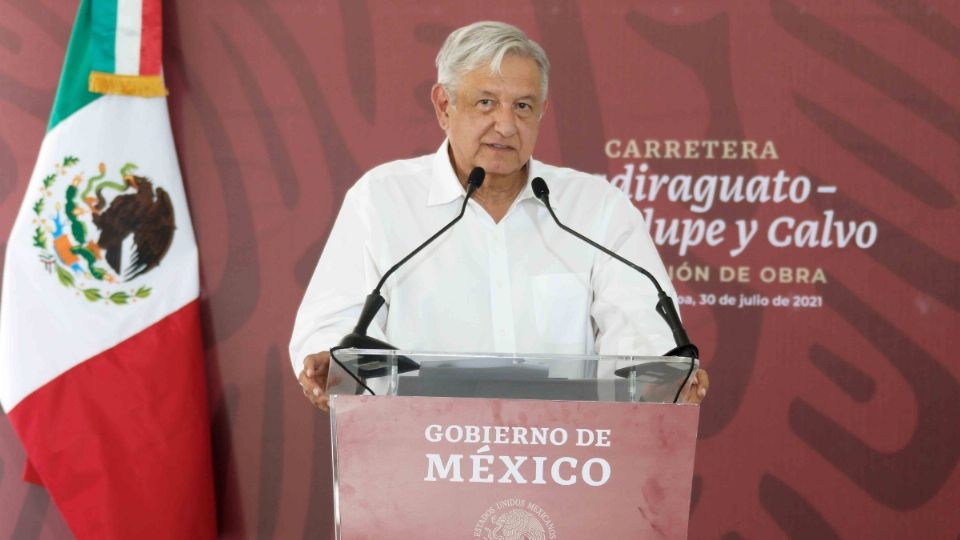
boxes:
[291,21,708,409]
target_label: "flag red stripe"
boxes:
[23,457,43,485]
[7,300,216,539]
[139,0,162,75]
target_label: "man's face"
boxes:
[432,55,547,181]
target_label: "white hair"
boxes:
[436,21,550,103]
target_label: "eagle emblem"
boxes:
[484,508,547,540]
[30,156,175,304]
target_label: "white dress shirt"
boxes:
[289,141,679,376]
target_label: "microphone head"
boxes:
[467,167,486,189]
[531,177,550,201]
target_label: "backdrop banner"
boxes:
[1,1,957,538]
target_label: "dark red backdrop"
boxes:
[1,1,958,538]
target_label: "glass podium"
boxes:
[326,349,701,539]
[327,348,699,403]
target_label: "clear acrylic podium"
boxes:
[327,348,699,402]
[327,349,701,539]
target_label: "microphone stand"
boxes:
[531,178,698,403]
[331,167,486,386]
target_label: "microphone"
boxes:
[335,167,486,376]
[531,177,697,402]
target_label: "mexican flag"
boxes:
[0,0,216,537]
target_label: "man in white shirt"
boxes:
[291,21,709,408]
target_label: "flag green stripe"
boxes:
[48,0,102,131]
[90,0,117,74]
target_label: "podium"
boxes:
[327,349,700,539]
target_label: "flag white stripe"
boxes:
[0,96,199,411]
[114,0,142,75]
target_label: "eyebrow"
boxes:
[474,90,539,102]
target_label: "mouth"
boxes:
[483,143,514,151]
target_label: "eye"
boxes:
[477,99,495,110]
[514,102,535,117]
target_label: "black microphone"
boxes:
[336,166,486,361]
[531,177,697,402]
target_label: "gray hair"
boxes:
[436,21,550,103]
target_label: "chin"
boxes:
[477,160,523,178]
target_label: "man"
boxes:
[291,21,709,409]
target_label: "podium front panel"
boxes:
[330,395,699,539]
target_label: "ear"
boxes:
[540,99,550,120]
[431,84,452,130]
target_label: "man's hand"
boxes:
[299,351,331,411]
[682,368,710,404]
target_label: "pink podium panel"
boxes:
[331,395,700,539]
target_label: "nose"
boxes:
[492,104,518,138]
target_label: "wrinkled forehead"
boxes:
[458,55,545,99]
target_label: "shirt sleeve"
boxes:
[288,187,384,376]
[590,186,679,359]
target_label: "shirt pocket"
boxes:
[530,272,590,345]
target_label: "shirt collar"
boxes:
[427,139,541,207]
